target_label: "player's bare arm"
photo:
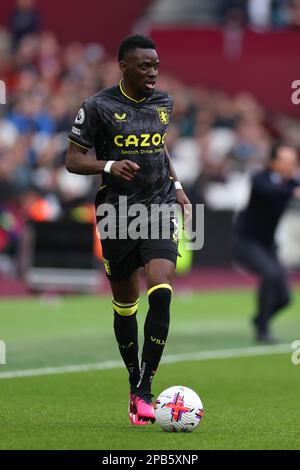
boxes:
[66,141,140,181]
[164,145,191,226]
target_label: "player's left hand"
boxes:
[176,189,192,229]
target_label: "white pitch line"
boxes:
[0,343,292,380]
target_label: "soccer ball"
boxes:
[154,385,204,432]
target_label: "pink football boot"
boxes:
[128,392,150,426]
[133,392,155,423]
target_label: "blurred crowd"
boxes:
[0,0,300,271]
[218,0,300,29]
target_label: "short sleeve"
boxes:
[168,93,174,115]
[68,99,97,150]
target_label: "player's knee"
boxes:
[148,284,172,311]
[113,298,139,317]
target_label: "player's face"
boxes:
[121,48,159,97]
[272,147,298,180]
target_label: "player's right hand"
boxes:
[110,160,140,181]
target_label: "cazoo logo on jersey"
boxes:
[114,132,166,148]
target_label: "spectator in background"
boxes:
[289,0,300,29]
[218,0,248,27]
[1,24,300,273]
[10,0,40,49]
[232,142,300,343]
[247,0,272,30]
[272,0,291,27]
[8,93,55,135]
[166,123,202,202]
[217,0,299,29]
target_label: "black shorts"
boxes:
[100,236,178,282]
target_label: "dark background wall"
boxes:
[0,0,152,55]
[151,28,300,117]
[1,2,300,116]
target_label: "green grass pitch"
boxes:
[0,289,299,450]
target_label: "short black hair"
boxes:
[269,141,297,161]
[118,34,156,62]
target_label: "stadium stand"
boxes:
[0,0,300,280]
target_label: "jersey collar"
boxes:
[119,80,147,103]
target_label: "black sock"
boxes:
[113,307,140,391]
[137,285,172,393]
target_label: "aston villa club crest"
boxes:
[156,107,169,124]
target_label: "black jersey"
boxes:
[235,169,298,246]
[68,81,176,212]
